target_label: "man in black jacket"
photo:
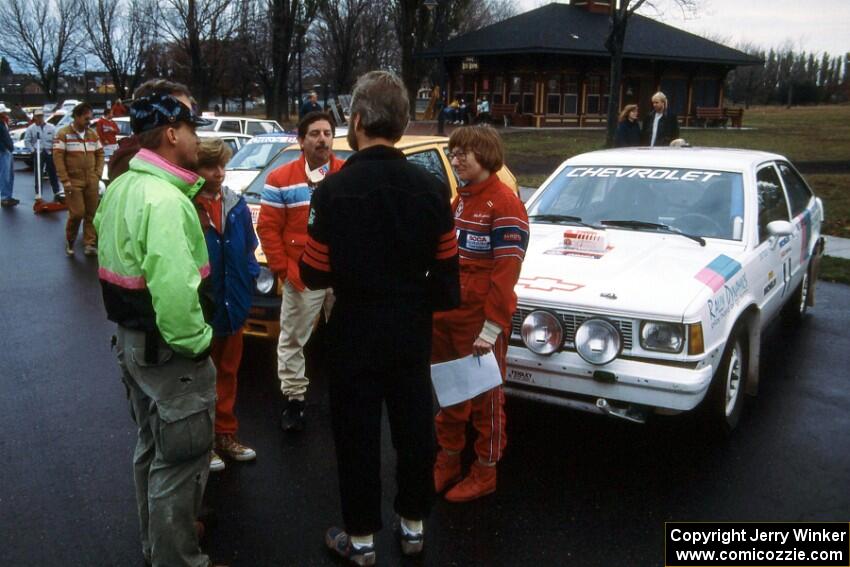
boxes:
[299,70,460,566]
[641,91,680,147]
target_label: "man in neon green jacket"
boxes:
[94,86,220,567]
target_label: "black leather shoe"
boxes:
[280,398,305,432]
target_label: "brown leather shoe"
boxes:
[434,450,462,493]
[445,460,496,502]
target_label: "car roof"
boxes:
[566,147,788,172]
[198,131,251,140]
[202,115,279,123]
[248,132,299,142]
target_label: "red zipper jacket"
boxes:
[256,153,345,291]
[441,174,529,337]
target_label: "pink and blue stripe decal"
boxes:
[695,254,742,292]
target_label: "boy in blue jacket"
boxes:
[194,138,260,471]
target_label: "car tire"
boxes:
[780,263,811,326]
[704,327,748,435]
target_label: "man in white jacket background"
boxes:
[24,109,63,201]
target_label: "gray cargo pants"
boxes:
[116,327,216,567]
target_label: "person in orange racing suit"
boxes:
[431,125,529,503]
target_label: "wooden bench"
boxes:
[724,107,744,128]
[490,103,519,127]
[695,107,728,128]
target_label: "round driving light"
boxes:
[575,318,621,365]
[521,310,563,355]
[256,267,275,295]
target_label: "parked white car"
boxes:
[98,130,252,195]
[506,147,825,433]
[197,114,284,136]
[224,132,299,194]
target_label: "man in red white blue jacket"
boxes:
[255,111,345,432]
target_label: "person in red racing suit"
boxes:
[432,125,529,502]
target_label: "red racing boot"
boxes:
[434,450,462,493]
[445,460,496,502]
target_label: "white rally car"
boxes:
[506,147,825,432]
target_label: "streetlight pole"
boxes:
[425,0,447,135]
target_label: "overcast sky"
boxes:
[518,0,850,57]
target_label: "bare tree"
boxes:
[158,0,240,109]
[0,0,82,100]
[604,0,697,147]
[79,0,156,99]
[312,0,371,95]
[235,0,318,121]
[392,0,517,121]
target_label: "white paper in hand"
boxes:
[430,352,503,408]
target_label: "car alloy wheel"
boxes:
[724,340,743,418]
[797,272,809,316]
[704,327,748,435]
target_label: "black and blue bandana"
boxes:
[129,92,212,134]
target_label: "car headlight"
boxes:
[520,310,563,355]
[639,321,684,353]
[255,267,275,295]
[575,318,621,365]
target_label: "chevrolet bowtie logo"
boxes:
[516,277,584,293]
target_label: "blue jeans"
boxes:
[0,152,13,200]
[35,151,60,195]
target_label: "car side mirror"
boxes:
[767,220,793,237]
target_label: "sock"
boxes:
[350,534,373,548]
[400,517,423,536]
[288,395,305,402]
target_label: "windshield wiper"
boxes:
[528,214,602,230]
[599,219,706,246]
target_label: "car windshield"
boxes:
[56,113,74,128]
[528,166,745,240]
[228,141,292,170]
[243,149,355,197]
[246,121,283,135]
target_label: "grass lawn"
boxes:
[819,256,850,286]
[502,104,850,238]
[807,174,850,238]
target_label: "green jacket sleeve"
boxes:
[141,198,212,357]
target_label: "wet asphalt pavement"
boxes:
[2,164,849,567]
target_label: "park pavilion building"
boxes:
[420,0,761,127]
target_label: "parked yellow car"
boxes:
[242,135,519,339]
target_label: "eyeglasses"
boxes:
[447,150,469,162]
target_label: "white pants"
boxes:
[277,280,334,399]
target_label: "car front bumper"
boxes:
[13,149,33,162]
[505,345,715,413]
[244,293,281,339]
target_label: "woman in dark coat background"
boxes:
[615,104,641,147]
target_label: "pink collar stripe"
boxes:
[136,149,200,185]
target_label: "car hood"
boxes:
[224,170,260,195]
[518,224,745,320]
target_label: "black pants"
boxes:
[328,359,435,535]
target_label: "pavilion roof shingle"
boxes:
[421,3,761,67]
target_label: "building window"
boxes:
[563,75,578,114]
[692,79,718,108]
[493,76,504,104]
[585,76,608,115]
[522,77,535,114]
[660,77,687,115]
[508,76,521,107]
[546,77,561,115]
